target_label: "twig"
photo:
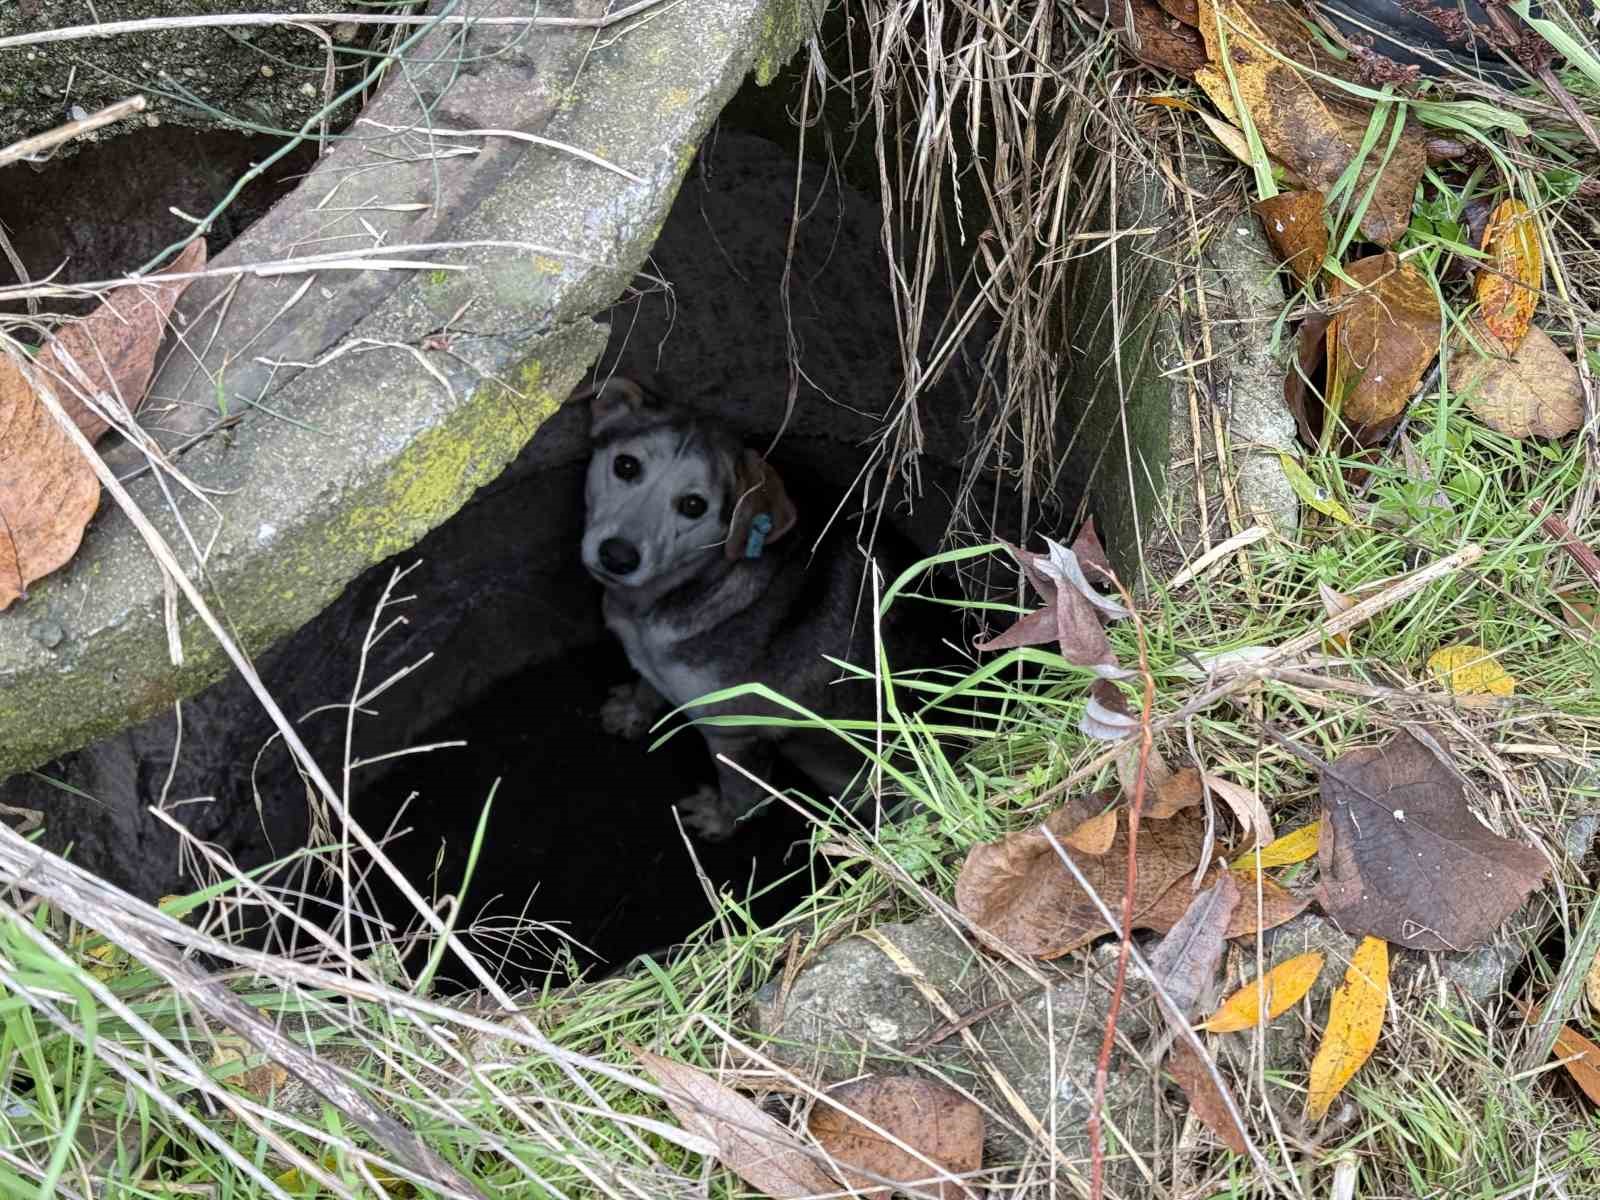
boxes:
[0,95,146,169]
[0,2,673,51]
[1037,543,1485,808]
[357,118,645,184]
[1166,524,1270,590]
[1531,500,1600,587]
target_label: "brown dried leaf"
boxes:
[1193,0,1424,245]
[1168,1039,1249,1154]
[1254,190,1327,283]
[1476,199,1541,354]
[956,806,1205,958]
[1326,253,1440,437]
[974,537,1127,678]
[1320,583,1357,653]
[1284,312,1331,449]
[1148,766,1205,819]
[1316,731,1549,951]
[635,1049,837,1198]
[1453,320,1583,440]
[1203,773,1273,849]
[809,1076,984,1199]
[1120,0,1208,75]
[0,352,101,611]
[1146,872,1239,1019]
[1142,866,1307,939]
[42,240,207,442]
[1306,936,1388,1121]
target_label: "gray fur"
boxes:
[580,380,909,838]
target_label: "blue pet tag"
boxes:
[744,512,774,560]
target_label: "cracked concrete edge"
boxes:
[1055,160,1298,583]
[0,0,817,777]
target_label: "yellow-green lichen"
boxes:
[340,364,558,563]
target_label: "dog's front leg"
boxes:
[676,734,777,840]
[600,677,669,740]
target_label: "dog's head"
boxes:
[578,376,797,595]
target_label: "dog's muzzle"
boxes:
[598,537,641,576]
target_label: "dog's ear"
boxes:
[575,376,651,438]
[726,449,798,561]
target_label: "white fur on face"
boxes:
[582,425,728,590]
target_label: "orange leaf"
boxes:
[41,240,207,442]
[1306,936,1388,1121]
[1475,198,1541,354]
[1231,821,1320,870]
[1254,191,1327,284]
[1063,807,1118,855]
[1326,253,1441,439]
[0,352,101,611]
[1202,951,1325,1032]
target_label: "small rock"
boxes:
[28,619,65,651]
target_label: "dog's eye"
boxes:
[676,494,708,519]
[613,455,641,481]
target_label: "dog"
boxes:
[578,375,922,839]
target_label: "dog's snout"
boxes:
[598,537,641,576]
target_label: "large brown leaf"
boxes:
[1326,253,1440,438]
[1316,731,1548,951]
[809,1075,984,1199]
[41,240,207,442]
[956,806,1205,958]
[1193,0,1423,245]
[1141,865,1307,939]
[0,352,101,611]
[635,1049,837,1198]
[1453,320,1583,440]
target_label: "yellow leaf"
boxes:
[1203,951,1325,1032]
[1231,820,1320,870]
[1279,454,1354,525]
[1588,947,1600,1014]
[1306,936,1388,1121]
[1427,643,1516,700]
[1476,198,1541,354]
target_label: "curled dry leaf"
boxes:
[1253,190,1327,284]
[1317,731,1548,951]
[1146,872,1239,1020]
[1231,820,1319,870]
[1203,773,1273,849]
[1284,312,1331,449]
[1193,0,1424,245]
[1306,936,1388,1122]
[956,805,1204,958]
[1142,865,1307,940]
[635,1049,836,1199]
[1326,253,1441,438]
[976,531,1128,679]
[1320,583,1357,653]
[1168,1038,1249,1154]
[1475,198,1541,354]
[1202,951,1325,1032]
[809,1075,984,1200]
[1427,643,1516,704]
[0,352,102,611]
[1453,320,1583,440]
[43,239,207,442]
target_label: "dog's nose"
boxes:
[598,537,641,575]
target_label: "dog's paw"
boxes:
[600,683,657,740]
[676,785,735,840]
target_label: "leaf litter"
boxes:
[809,1075,984,1199]
[1316,730,1548,951]
[1203,952,1325,1033]
[1306,936,1389,1121]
